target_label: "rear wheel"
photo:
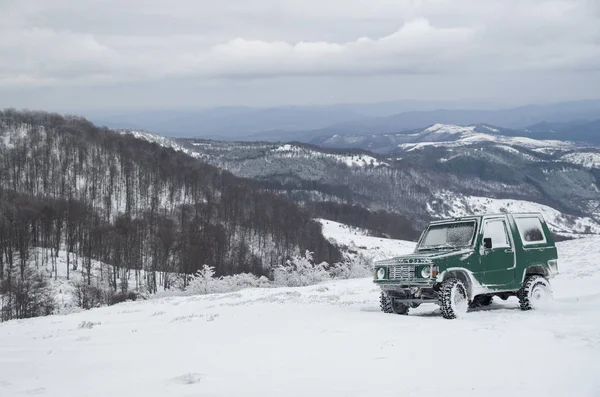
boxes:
[439,278,469,319]
[518,275,552,310]
[380,292,410,315]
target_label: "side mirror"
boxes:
[483,237,493,249]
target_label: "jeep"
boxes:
[373,212,559,319]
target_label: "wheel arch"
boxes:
[521,265,550,283]
[438,268,477,301]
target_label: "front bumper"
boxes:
[377,281,439,303]
[373,279,436,287]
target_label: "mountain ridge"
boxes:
[84,99,600,142]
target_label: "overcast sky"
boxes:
[1,0,599,111]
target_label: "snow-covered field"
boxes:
[1,235,600,397]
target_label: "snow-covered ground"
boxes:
[22,248,173,314]
[430,192,600,236]
[1,235,599,397]
[318,219,416,261]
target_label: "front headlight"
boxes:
[421,266,431,278]
[376,268,386,280]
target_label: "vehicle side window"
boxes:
[514,217,547,245]
[483,219,510,248]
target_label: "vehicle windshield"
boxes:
[418,221,476,250]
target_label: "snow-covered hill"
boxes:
[310,123,593,155]
[116,129,209,160]
[272,144,389,168]
[429,192,600,236]
[1,236,599,397]
[398,123,575,152]
[318,219,415,261]
[559,151,600,169]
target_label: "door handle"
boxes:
[504,249,514,253]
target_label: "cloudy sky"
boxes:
[1,0,599,111]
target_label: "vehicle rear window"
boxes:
[514,217,546,245]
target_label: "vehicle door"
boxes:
[479,217,516,287]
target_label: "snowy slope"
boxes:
[559,151,600,169]
[19,248,174,315]
[118,131,389,169]
[318,219,415,261]
[116,129,208,160]
[429,192,600,236]
[398,124,574,152]
[273,144,389,168]
[1,236,599,397]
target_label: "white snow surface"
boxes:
[318,219,415,261]
[431,192,600,236]
[1,236,600,397]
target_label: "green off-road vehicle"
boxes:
[373,212,559,319]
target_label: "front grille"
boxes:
[389,265,416,280]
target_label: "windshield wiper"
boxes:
[418,243,459,251]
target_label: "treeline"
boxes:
[0,109,341,311]
[306,202,421,241]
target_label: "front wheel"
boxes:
[380,292,410,315]
[439,278,469,319]
[518,275,552,310]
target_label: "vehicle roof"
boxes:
[428,212,544,224]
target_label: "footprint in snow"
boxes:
[78,321,101,329]
[171,373,205,385]
[25,387,46,395]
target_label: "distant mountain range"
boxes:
[311,123,600,153]
[116,123,600,236]
[86,99,600,143]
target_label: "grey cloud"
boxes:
[0,0,598,108]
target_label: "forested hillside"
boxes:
[172,135,600,231]
[0,109,341,320]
